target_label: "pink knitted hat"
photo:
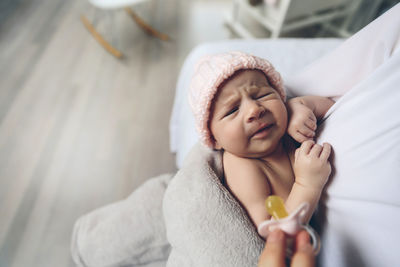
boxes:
[189,51,285,148]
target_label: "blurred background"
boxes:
[0,0,398,266]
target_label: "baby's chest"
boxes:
[260,162,294,198]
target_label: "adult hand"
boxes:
[258,229,315,267]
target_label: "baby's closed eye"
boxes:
[224,106,239,117]
[254,92,272,99]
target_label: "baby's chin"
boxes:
[257,145,288,159]
[242,151,275,159]
[216,136,284,158]
[223,147,277,159]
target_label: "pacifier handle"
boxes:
[285,224,321,259]
[302,224,321,255]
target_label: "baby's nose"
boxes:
[247,104,265,123]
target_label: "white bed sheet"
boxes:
[169,38,343,168]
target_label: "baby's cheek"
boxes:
[277,106,288,130]
[224,126,240,141]
[225,127,246,146]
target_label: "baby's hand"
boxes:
[287,101,317,143]
[294,140,332,190]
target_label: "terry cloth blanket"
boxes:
[163,143,264,267]
[71,143,262,267]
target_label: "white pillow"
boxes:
[71,174,173,267]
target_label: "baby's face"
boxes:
[209,69,287,158]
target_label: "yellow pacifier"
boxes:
[265,195,289,220]
[258,195,321,255]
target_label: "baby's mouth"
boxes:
[252,124,274,138]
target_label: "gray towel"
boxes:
[71,143,263,267]
[163,143,263,266]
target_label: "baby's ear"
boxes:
[212,138,223,150]
[214,144,222,150]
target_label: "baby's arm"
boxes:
[223,140,332,227]
[285,140,332,222]
[287,96,335,143]
[223,152,271,227]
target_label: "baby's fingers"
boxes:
[299,140,315,154]
[291,131,311,143]
[320,143,332,160]
[304,118,317,131]
[310,144,323,157]
[297,124,315,138]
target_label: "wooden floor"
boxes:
[0,0,231,266]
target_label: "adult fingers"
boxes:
[295,230,311,249]
[258,229,286,267]
[320,143,332,160]
[291,231,315,267]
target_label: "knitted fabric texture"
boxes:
[189,51,285,148]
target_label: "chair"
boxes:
[225,0,363,38]
[81,0,169,58]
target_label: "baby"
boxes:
[189,51,334,228]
